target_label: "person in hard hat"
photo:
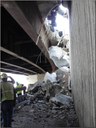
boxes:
[0,73,15,127]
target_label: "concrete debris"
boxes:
[12,69,78,127]
[56,68,66,83]
[44,72,57,83]
[50,94,73,107]
[59,66,70,73]
[48,46,70,68]
[27,78,71,102]
[13,97,79,128]
[57,68,72,92]
[28,81,45,93]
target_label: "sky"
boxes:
[55,4,69,35]
[46,4,69,36]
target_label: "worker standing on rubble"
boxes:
[0,73,15,127]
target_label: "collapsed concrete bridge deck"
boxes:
[1,1,96,127]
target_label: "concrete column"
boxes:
[70,0,95,127]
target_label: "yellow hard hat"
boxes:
[1,73,8,79]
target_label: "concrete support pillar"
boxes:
[70,0,95,127]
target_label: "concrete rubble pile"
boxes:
[13,71,79,127]
[13,96,79,127]
[13,79,79,127]
[26,98,79,127]
[27,71,71,104]
[48,46,70,68]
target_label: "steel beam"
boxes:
[2,1,56,72]
[0,47,45,73]
[0,68,29,76]
[0,61,37,74]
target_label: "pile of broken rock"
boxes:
[27,79,72,104]
[13,77,79,127]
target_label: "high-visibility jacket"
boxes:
[0,82,14,102]
[16,84,22,95]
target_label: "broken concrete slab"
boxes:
[50,94,72,107]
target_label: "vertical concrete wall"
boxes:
[70,0,95,127]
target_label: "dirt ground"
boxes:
[12,99,79,128]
